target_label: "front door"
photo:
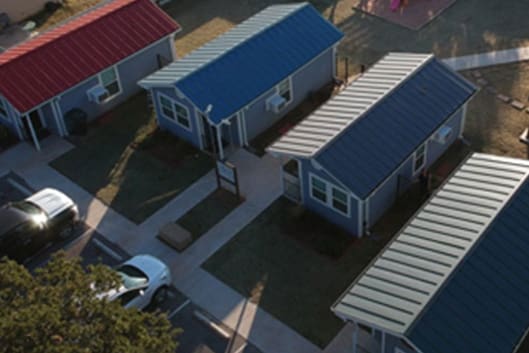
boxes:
[201,113,215,154]
[23,109,47,140]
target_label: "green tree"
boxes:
[0,252,181,353]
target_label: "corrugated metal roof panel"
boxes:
[408,173,529,353]
[0,0,179,113]
[268,53,476,198]
[332,153,529,339]
[139,2,343,124]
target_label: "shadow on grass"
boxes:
[202,142,472,348]
[50,93,213,224]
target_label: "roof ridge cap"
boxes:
[404,153,529,336]
[311,52,435,160]
[154,2,309,89]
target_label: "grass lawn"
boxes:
[462,62,529,160]
[177,188,242,244]
[203,143,470,348]
[29,0,101,30]
[51,93,213,224]
[203,197,420,347]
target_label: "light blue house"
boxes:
[332,153,529,353]
[268,53,477,236]
[0,0,179,150]
[138,3,343,159]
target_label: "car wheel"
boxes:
[152,286,168,305]
[58,222,75,239]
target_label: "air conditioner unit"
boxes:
[266,94,287,113]
[433,125,452,144]
[87,85,109,104]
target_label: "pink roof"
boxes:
[0,0,180,113]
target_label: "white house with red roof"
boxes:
[0,0,180,150]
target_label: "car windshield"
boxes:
[116,265,148,289]
[11,201,43,215]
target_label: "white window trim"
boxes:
[157,93,192,132]
[276,76,293,107]
[412,142,427,176]
[98,65,122,103]
[0,97,9,122]
[309,173,350,217]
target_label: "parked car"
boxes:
[0,188,79,263]
[99,255,172,309]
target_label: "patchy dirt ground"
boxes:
[31,0,101,30]
[164,0,529,75]
[462,61,529,159]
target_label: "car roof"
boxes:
[0,205,30,236]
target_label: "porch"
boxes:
[12,99,67,151]
[282,159,301,203]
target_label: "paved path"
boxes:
[443,46,529,71]
[1,137,319,353]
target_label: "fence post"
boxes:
[345,57,349,82]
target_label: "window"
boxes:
[118,288,143,306]
[0,98,8,121]
[99,67,121,100]
[158,94,191,130]
[311,177,327,203]
[413,143,426,174]
[310,174,350,216]
[332,188,348,214]
[277,78,292,103]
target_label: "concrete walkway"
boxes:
[1,137,319,353]
[443,46,529,71]
[7,46,528,353]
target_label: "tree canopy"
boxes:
[0,253,181,353]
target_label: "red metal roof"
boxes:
[0,0,180,113]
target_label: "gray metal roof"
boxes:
[139,2,307,87]
[267,52,433,157]
[332,153,529,336]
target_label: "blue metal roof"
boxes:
[139,3,343,124]
[314,57,476,199]
[409,169,529,353]
[332,153,529,353]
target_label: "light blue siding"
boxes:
[384,334,415,353]
[367,105,465,229]
[299,158,359,235]
[244,48,334,142]
[222,116,242,146]
[151,86,201,148]
[59,37,173,123]
[426,107,463,164]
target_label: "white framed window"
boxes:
[277,78,292,104]
[309,174,350,216]
[99,66,121,101]
[413,142,427,175]
[158,93,191,130]
[311,176,327,203]
[0,98,9,121]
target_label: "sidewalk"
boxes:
[2,137,320,353]
[443,46,529,71]
[178,267,321,353]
